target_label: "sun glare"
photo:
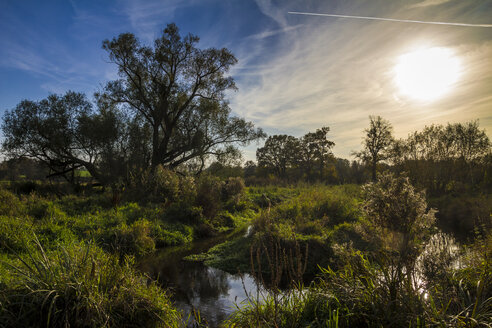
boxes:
[394,47,461,101]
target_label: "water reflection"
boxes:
[138,232,258,327]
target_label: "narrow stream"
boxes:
[138,229,259,327]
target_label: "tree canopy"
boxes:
[256,127,336,181]
[98,23,264,170]
[1,23,264,187]
[1,91,128,185]
[353,116,394,181]
[390,121,491,193]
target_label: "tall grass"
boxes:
[0,237,182,327]
[225,176,491,327]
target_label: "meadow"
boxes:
[0,169,490,327]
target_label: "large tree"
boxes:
[354,116,394,181]
[99,23,264,170]
[300,126,335,181]
[256,135,300,178]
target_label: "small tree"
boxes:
[363,172,436,309]
[363,172,436,269]
[354,116,394,181]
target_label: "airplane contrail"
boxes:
[288,11,492,28]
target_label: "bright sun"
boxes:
[394,47,461,101]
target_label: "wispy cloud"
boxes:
[254,0,288,28]
[230,1,492,159]
[288,11,492,28]
[246,24,303,40]
[118,0,199,42]
[0,13,105,97]
[410,0,452,9]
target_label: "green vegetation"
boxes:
[0,171,257,327]
[224,173,492,327]
[0,19,490,328]
[0,239,181,328]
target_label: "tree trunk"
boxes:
[151,125,161,169]
[372,160,377,181]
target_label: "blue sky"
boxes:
[1,0,491,160]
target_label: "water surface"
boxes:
[138,231,258,327]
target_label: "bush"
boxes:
[222,177,245,200]
[363,172,436,268]
[100,219,155,256]
[125,166,196,205]
[25,195,67,221]
[195,174,223,219]
[150,223,193,247]
[0,188,25,217]
[153,165,181,202]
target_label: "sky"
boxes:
[1,0,491,161]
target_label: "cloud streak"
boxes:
[230,1,492,159]
[288,11,492,28]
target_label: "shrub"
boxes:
[126,165,195,205]
[150,223,193,246]
[363,172,436,268]
[163,202,203,224]
[101,219,155,256]
[0,188,25,217]
[153,165,181,202]
[25,195,67,221]
[222,177,245,200]
[195,174,223,219]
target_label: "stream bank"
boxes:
[138,228,258,327]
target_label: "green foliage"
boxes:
[25,195,67,221]
[0,240,182,327]
[0,216,33,253]
[222,176,245,200]
[363,172,435,235]
[229,238,491,327]
[263,185,362,238]
[150,223,194,247]
[363,172,436,267]
[391,120,491,194]
[228,175,490,327]
[430,193,492,240]
[353,116,394,181]
[195,174,223,219]
[247,185,300,209]
[100,219,156,256]
[256,127,336,182]
[0,188,25,217]
[1,91,130,186]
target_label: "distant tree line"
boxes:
[352,116,491,194]
[255,127,337,182]
[390,120,491,194]
[227,126,364,185]
[234,117,490,194]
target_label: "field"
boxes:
[0,173,490,327]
